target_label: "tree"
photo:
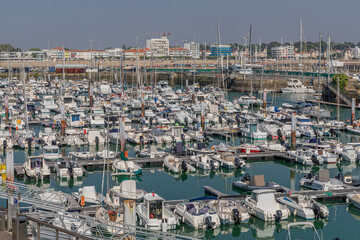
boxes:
[0,44,20,52]
[332,73,348,91]
[31,53,37,58]
[28,48,41,51]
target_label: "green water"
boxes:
[5,92,360,239]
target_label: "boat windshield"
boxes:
[149,200,162,219]
[45,148,59,154]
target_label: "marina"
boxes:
[2,2,360,239]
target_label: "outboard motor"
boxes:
[275,210,282,221]
[234,158,243,168]
[51,140,57,145]
[235,115,241,125]
[181,134,185,142]
[232,209,241,225]
[306,172,313,180]
[218,116,223,124]
[149,117,153,126]
[336,173,344,182]
[27,138,32,148]
[210,160,215,170]
[204,215,214,229]
[312,203,322,218]
[127,167,131,172]
[140,135,144,145]
[203,132,207,141]
[242,173,251,182]
[311,154,320,165]
[277,129,282,139]
[184,117,188,126]
[95,136,99,146]
[36,172,42,181]
[3,140,7,149]
[181,161,188,172]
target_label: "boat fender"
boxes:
[232,209,241,224]
[181,161,188,172]
[275,210,282,221]
[204,215,213,229]
[161,218,168,232]
[3,140,7,149]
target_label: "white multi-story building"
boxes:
[146,37,169,57]
[352,46,360,58]
[271,46,294,58]
[106,48,123,58]
[184,42,200,59]
[0,52,22,60]
[169,47,190,58]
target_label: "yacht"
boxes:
[42,95,58,110]
[281,79,315,93]
[175,199,221,230]
[189,154,219,170]
[112,160,142,176]
[243,189,289,222]
[277,195,329,220]
[105,180,144,208]
[43,145,62,161]
[299,170,344,191]
[23,156,51,181]
[72,186,102,205]
[286,148,317,166]
[208,199,250,224]
[136,193,178,231]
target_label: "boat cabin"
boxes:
[144,193,164,220]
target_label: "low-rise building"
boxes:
[271,46,294,58]
[184,42,200,59]
[210,44,232,56]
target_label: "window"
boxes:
[149,200,162,219]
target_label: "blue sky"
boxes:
[1,0,359,50]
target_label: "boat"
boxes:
[232,174,280,191]
[136,145,166,158]
[95,207,124,235]
[54,161,70,181]
[286,148,318,166]
[335,173,360,186]
[43,145,62,161]
[346,124,360,135]
[189,154,219,170]
[72,186,102,205]
[239,123,267,140]
[277,195,329,219]
[212,153,245,169]
[136,193,178,231]
[23,156,51,181]
[175,198,221,230]
[163,155,196,173]
[112,160,142,176]
[208,199,250,224]
[243,189,290,222]
[105,180,144,208]
[299,170,344,191]
[96,149,116,159]
[347,193,360,209]
[286,222,323,240]
[281,79,315,93]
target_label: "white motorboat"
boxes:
[212,153,245,169]
[112,160,142,176]
[43,145,62,161]
[208,199,250,224]
[346,124,360,135]
[277,195,329,220]
[189,154,219,170]
[72,186,102,205]
[175,199,221,230]
[136,145,166,158]
[239,123,267,140]
[97,149,116,159]
[286,149,317,166]
[298,126,315,137]
[281,79,315,93]
[243,189,290,222]
[95,207,124,235]
[299,170,344,191]
[137,193,178,231]
[105,180,144,208]
[310,149,338,164]
[23,156,51,181]
[163,155,196,173]
[55,161,70,181]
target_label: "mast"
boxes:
[21,57,29,132]
[300,18,303,69]
[317,33,322,149]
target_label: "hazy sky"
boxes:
[1,0,359,50]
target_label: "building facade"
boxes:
[146,37,169,57]
[184,42,200,59]
[210,44,232,56]
[271,46,295,58]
